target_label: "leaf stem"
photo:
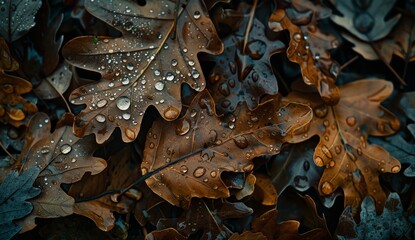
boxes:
[242,0,258,54]
[370,43,406,86]
[339,55,358,72]
[0,142,17,163]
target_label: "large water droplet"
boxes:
[391,165,400,173]
[180,165,188,174]
[233,136,249,149]
[116,96,131,110]
[193,11,201,19]
[122,78,130,85]
[166,72,175,81]
[193,167,206,178]
[192,70,200,79]
[125,128,135,140]
[97,99,107,108]
[321,181,334,195]
[176,117,191,135]
[210,171,217,178]
[155,81,165,91]
[126,62,134,71]
[314,156,324,167]
[60,144,72,155]
[96,114,106,123]
[154,69,161,76]
[164,106,180,120]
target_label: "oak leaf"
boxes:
[17,113,107,232]
[0,38,37,127]
[208,17,284,113]
[0,168,40,240]
[142,90,312,207]
[269,9,340,104]
[286,79,401,212]
[63,0,223,143]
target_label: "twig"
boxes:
[339,55,358,72]
[0,142,17,163]
[242,0,258,54]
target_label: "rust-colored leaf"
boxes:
[0,38,37,127]
[63,0,224,143]
[253,173,278,206]
[208,17,284,113]
[142,90,312,207]
[229,231,267,240]
[286,79,401,212]
[269,7,340,105]
[17,113,107,232]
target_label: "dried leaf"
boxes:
[0,168,40,240]
[142,90,312,207]
[208,18,284,113]
[158,199,253,239]
[269,9,340,104]
[63,0,224,143]
[287,79,401,212]
[17,113,107,232]
[145,228,186,240]
[330,0,401,41]
[253,173,278,206]
[235,173,255,200]
[0,38,38,127]
[336,193,412,239]
[0,0,42,42]
[33,63,72,100]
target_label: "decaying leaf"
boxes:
[0,168,40,240]
[142,90,312,207]
[336,193,412,239]
[208,17,284,113]
[330,0,401,42]
[0,0,42,42]
[157,199,253,239]
[63,0,224,143]
[269,8,340,104]
[0,38,37,127]
[253,173,278,206]
[17,113,107,232]
[287,79,401,212]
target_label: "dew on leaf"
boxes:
[60,144,72,155]
[193,167,206,178]
[96,114,106,123]
[116,96,131,110]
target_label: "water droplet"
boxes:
[252,72,259,82]
[329,160,335,167]
[111,193,120,203]
[314,156,324,167]
[210,171,217,178]
[314,105,328,118]
[97,99,107,108]
[229,62,236,74]
[60,144,72,155]
[108,82,115,87]
[321,181,334,195]
[233,136,249,149]
[335,146,342,154]
[321,145,333,159]
[71,158,77,163]
[188,60,195,66]
[166,72,175,81]
[96,114,106,123]
[149,142,155,149]
[116,96,131,110]
[121,78,130,85]
[155,81,165,91]
[346,116,356,127]
[180,165,188,174]
[164,106,180,120]
[391,165,400,173]
[154,69,161,76]
[193,11,201,19]
[123,113,131,120]
[126,62,134,71]
[193,167,206,178]
[125,128,135,140]
[229,122,235,129]
[323,120,330,127]
[176,117,191,135]
[141,167,148,175]
[293,32,302,42]
[171,59,178,66]
[192,70,200,79]
[40,147,50,154]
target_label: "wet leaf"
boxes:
[0,38,38,127]
[336,193,412,239]
[208,17,285,113]
[142,90,312,207]
[157,199,253,239]
[33,63,72,100]
[269,8,340,104]
[17,113,107,232]
[287,79,401,212]
[0,0,42,42]
[0,168,40,240]
[63,0,224,143]
[330,0,401,41]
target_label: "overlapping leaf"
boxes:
[0,38,37,127]
[208,17,284,113]
[17,113,107,232]
[63,0,223,143]
[0,0,42,42]
[0,168,40,240]
[287,79,401,212]
[269,8,340,104]
[142,90,312,207]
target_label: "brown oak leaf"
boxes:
[269,9,340,105]
[0,38,37,127]
[63,0,223,143]
[286,79,401,212]
[208,17,285,113]
[142,90,312,207]
[17,113,107,232]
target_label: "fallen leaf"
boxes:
[0,38,38,127]
[145,228,186,240]
[63,0,224,143]
[235,173,255,200]
[253,173,278,206]
[229,231,267,240]
[330,0,401,41]
[17,113,107,232]
[208,17,284,113]
[0,168,40,240]
[286,79,401,212]
[33,63,72,100]
[0,0,42,42]
[142,90,312,207]
[336,192,412,239]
